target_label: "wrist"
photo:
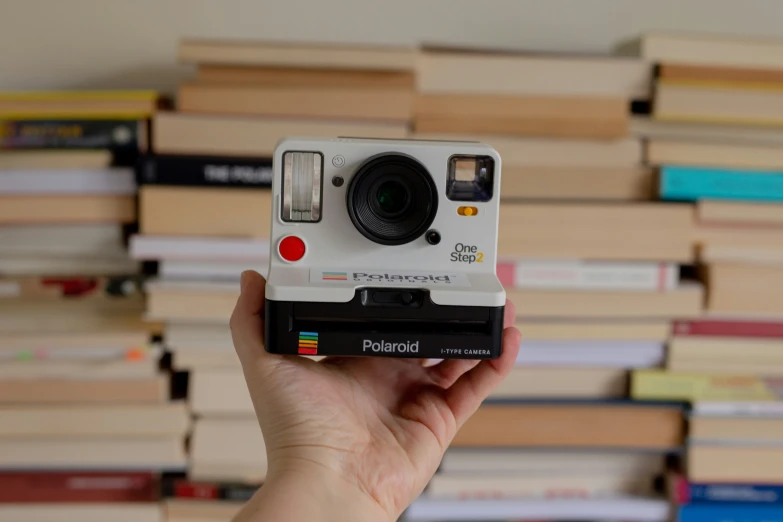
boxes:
[237,462,393,522]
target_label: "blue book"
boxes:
[660,165,783,202]
[690,483,783,504]
[680,504,783,522]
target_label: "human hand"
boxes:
[230,270,521,522]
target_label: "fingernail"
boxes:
[240,271,250,292]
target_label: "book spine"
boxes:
[680,504,783,522]
[689,483,783,504]
[506,261,676,291]
[673,319,783,339]
[137,155,272,189]
[660,166,783,202]
[0,471,157,503]
[166,480,259,502]
[692,401,783,417]
[0,120,142,149]
[0,276,144,300]
[631,370,783,401]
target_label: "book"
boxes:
[499,260,678,291]
[631,370,783,401]
[0,150,112,169]
[0,168,135,195]
[0,503,162,522]
[0,91,160,119]
[417,49,651,98]
[660,165,783,202]
[659,63,783,86]
[693,402,783,417]
[189,368,251,415]
[701,244,783,265]
[165,499,243,522]
[631,116,783,146]
[425,472,654,499]
[0,437,186,470]
[498,203,694,262]
[679,503,783,522]
[145,281,237,323]
[672,474,783,504]
[0,256,139,277]
[490,367,628,399]
[190,418,267,483]
[0,223,127,257]
[153,112,407,157]
[698,200,783,226]
[654,80,783,126]
[0,275,143,300]
[164,322,233,351]
[689,444,783,483]
[0,377,169,404]
[515,340,665,368]
[159,259,264,281]
[0,403,189,437]
[0,330,149,353]
[647,140,783,170]
[406,497,670,521]
[0,119,143,149]
[139,186,271,238]
[499,165,654,200]
[412,134,643,167]
[0,194,136,224]
[439,449,665,475]
[667,336,783,374]
[690,415,783,444]
[619,32,783,69]
[414,94,629,139]
[162,479,258,502]
[195,65,415,89]
[515,320,670,341]
[130,235,270,261]
[506,285,703,319]
[452,403,684,449]
[178,83,413,122]
[178,39,417,71]
[706,263,783,315]
[697,224,783,255]
[137,155,272,189]
[0,471,158,503]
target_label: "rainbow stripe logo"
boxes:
[322,271,348,281]
[298,332,319,355]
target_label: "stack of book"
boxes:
[407,46,697,520]
[0,92,186,522]
[624,32,783,522]
[139,38,418,518]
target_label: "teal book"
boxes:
[660,165,783,202]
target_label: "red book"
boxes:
[673,319,783,339]
[0,471,157,503]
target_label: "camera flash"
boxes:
[282,151,323,223]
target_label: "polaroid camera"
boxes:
[264,138,505,360]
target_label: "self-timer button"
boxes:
[278,236,306,262]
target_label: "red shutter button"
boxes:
[278,236,306,262]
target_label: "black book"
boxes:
[0,119,144,149]
[137,155,272,189]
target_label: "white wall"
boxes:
[1,0,782,93]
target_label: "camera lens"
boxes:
[374,180,410,217]
[347,154,438,246]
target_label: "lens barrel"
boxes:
[347,154,438,246]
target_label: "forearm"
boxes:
[233,468,392,522]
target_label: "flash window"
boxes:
[446,155,494,202]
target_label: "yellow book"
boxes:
[631,370,783,401]
[0,90,161,120]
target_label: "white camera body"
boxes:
[265,137,505,360]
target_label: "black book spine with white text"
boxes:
[137,155,272,189]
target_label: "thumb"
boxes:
[229,270,279,373]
